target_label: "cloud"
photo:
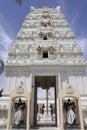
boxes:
[77,38,87,59]
[60,0,67,14]
[0,24,13,61]
[0,23,14,88]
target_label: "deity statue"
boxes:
[48,32,53,38]
[36,45,42,55]
[13,98,25,127]
[64,99,77,126]
[38,32,43,38]
[49,46,54,54]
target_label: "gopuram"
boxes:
[0,6,87,130]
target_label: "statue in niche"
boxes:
[48,21,51,26]
[13,98,26,128]
[49,46,54,54]
[36,45,42,55]
[38,32,43,38]
[63,99,77,126]
[48,32,53,38]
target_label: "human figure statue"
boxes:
[64,99,77,126]
[13,98,25,127]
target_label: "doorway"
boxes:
[33,76,57,127]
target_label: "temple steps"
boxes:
[10,128,87,130]
[1,128,87,130]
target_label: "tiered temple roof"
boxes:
[6,6,87,66]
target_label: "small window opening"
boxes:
[43,35,47,40]
[44,24,47,27]
[43,51,48,58]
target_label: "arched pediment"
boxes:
[59,83,84,130]
[7,82,31,130]
[59,83,80,99]
[10,82,30,99]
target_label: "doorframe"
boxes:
[33,74,58,126]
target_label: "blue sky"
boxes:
[0,0,87,89]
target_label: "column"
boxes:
[29,74,33,126]
[46,88,49,113]
[56,74,60,127]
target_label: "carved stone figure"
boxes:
[38,32,43,38]
[64,99,77,126]
[49,46,54,54]
[13,98,25,127]
[36,45,42,55]
[48,32,53,38]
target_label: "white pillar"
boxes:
[7,99,12,130]
[30,74,34,126]
[57,98,60,127]
[56,74,60,127]
[27,98,30,130]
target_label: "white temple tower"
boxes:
[0,6,87,129]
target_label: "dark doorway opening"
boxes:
[33,76,57,127]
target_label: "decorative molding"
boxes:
[66,85,74,94]
[16,82,24,94]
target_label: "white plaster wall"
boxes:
[3,65,86,95]
[26,73,32,92]
[69,76,87,95]
[3,76,11,93]
[59,66,86,95]
[3,67,32,93]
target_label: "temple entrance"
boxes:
[33,76,57,127]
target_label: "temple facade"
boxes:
[0,6,87,130]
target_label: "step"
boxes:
[1,127,87,130]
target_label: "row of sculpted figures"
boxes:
[10,97,84,129]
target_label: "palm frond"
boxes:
[16,0,22,5]
[0,89,3,97]
[0,59,4,74]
